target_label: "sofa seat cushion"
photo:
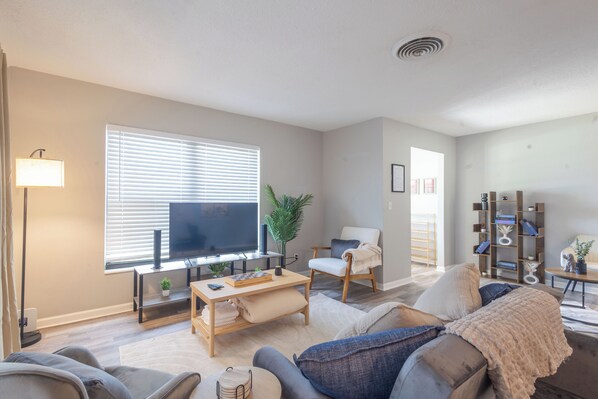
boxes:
[5,352,132,399]
[294,326,443,399]
[308,258,369,276]
[235,287,307,323]
[105,366,172,399]
[335,302,445,340]
[413,263,482,321]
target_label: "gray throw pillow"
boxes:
[330,239,360,259]
[335,302,445,340]
[5,352,132,399]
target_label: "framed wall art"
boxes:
[391,164,405,193]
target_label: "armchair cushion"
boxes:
[294,326,443,399]
[309,257,360,277]
[5,352,132,399]
[330,239,360,259]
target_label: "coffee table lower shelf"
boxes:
[190,269,310,357]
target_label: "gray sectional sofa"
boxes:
[253,286,597,399]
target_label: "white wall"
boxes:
[455,112,598,266]
[9,67,324,320]
[322,118,384,282]
[382,118,457,283]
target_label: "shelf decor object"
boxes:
[472,191,545,284]
[15,148,65,348]
[391,164,405,192]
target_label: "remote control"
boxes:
[208,283,224,290]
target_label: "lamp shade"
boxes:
[16,158,64,187]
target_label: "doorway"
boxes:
[410,147,445,274]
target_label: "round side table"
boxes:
[192,366,281,399]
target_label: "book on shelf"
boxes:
[520,219,539,236]
[495,220,516,225]
[475,240,491,254]
[496,261,517,271]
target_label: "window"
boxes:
[105,125,260,269]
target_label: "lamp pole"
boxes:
[19,148,45,348]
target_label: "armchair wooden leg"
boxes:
[309,269,315,289]
[341,276,350,303]
[369,269,377,293]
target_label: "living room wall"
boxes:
[322,117,457,288]
[8,67,324,322]
[382,118,457,285]
[322,118,385,283]
[454,112,598,267]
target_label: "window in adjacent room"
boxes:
[104,125,260,269]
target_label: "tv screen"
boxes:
[169,202,258,259]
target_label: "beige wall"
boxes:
[8,67,324,319]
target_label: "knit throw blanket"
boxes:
[444,287,572,399]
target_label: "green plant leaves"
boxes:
[263,185,313,255]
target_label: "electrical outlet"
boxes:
[293,253,299,260]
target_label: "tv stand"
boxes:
[132,251,283,323]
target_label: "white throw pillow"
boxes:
[413,263,482,321]
[334,302,444,340]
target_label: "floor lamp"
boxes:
[15,148,64,348]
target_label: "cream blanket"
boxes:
[342,243,382,273]
[444,287,571,399]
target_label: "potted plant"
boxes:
[160,277,172,297]
[208,262,228,278]
[264,185,313,267]
[573,238,595,275]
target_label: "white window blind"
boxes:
[105,125,260,268]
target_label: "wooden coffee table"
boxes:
[190,269,310,357]
[547,268,598,308]
[192,366,281,399]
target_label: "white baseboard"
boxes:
[38,303,131,329]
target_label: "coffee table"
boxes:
[192,366,281,399]
[190,269,310,357]
[547,268,598,309]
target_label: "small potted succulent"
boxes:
[573,238,595,275]
[208,262,228,278]
[160,277,172,297]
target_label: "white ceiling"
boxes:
[2,1,598,136]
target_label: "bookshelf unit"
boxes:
[473,191,545,284]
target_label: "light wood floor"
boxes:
[25,270,597,366]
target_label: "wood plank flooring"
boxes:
[24,269,597,367]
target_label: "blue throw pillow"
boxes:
[5,352,132,399]
[294,325,443,399]
[330,239,360,259]
[479,283,520,306]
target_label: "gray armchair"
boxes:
[0,346,200,399]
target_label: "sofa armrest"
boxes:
[53,346,103,370]
[0,363,88,399]
[390,335,492,399]
[253,346,330,399]
[536,330,597,398]
[147,372,201,399]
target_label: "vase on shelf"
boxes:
[575,259,587,275]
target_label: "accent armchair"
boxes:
[0,346,200,399]
[309,226,381,302]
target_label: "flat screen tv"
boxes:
[169,202,258,259]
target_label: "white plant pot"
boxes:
[162,290,170,297]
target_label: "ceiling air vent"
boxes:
[392,33,449,61]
